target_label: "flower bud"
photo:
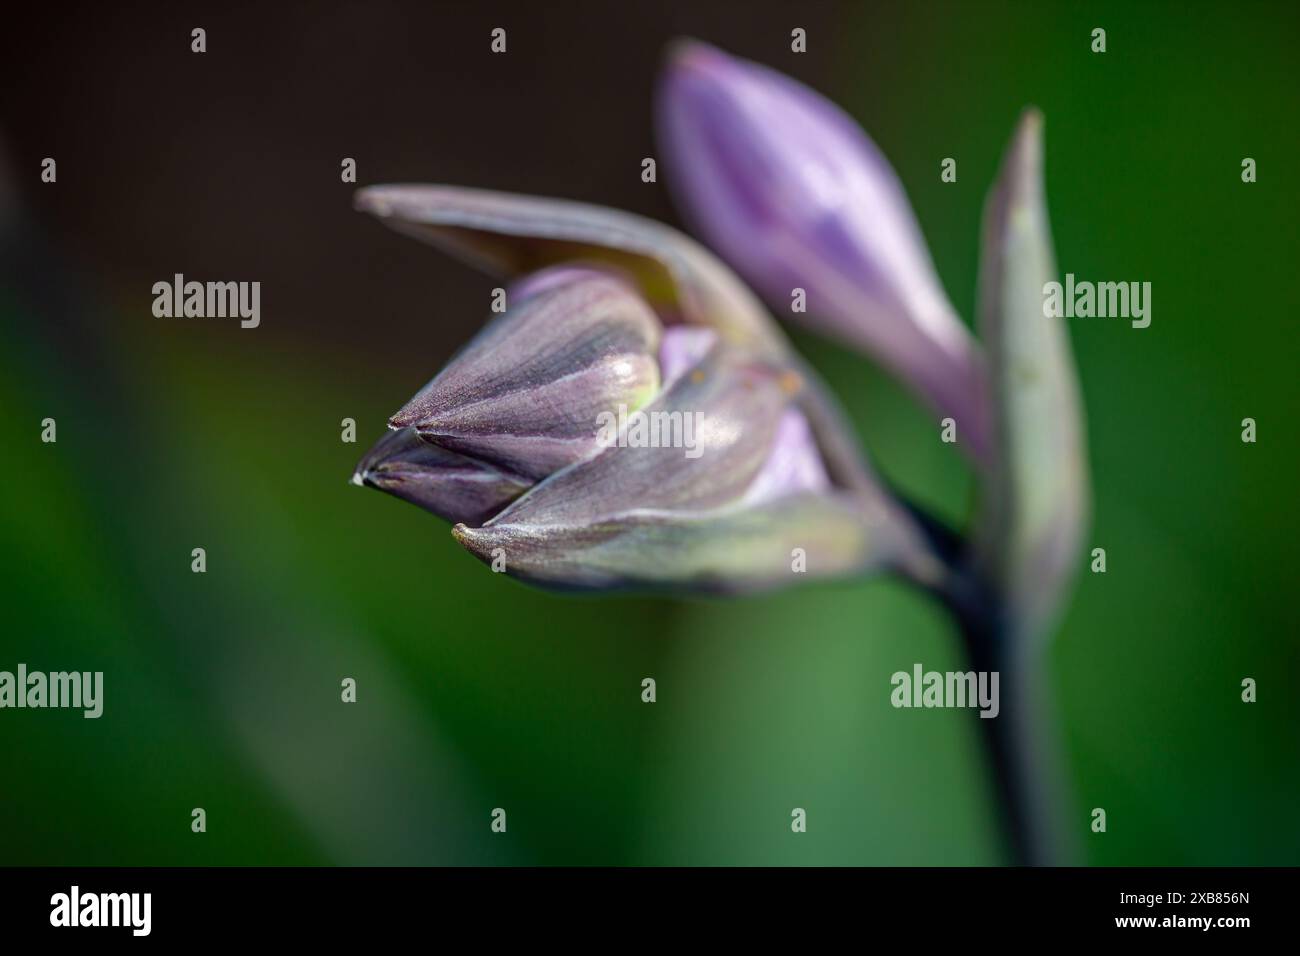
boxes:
[657,40,990,462]
[354,185,945,593]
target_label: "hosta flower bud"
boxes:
[656,40,990,463]
[353,184,946,593]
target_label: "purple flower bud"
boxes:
[353,185,946,593]
[656,40,990,463]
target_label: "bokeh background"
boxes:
[1,0,1296,865]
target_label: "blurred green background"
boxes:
[1,0,1296,865]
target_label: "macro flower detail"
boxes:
[657,40,990,464]
[349,37,1090,866]
[347,45,1090,614]
[351,186,944,593]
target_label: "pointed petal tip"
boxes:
[1019,106,1044,146]
[451,522,496,559]
[664,37,725,71]
[353,186,390,217]
[354,184,443,221]
[986,109,1047,229]
[1008,108,1045,183]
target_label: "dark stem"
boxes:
[898,501,1074,867]
[954,600,1067,866]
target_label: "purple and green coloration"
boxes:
[351,41,1089,866]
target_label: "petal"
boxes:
[352,427,530,525]
[973,110,1089,639]
[739,407,831,506]
[506,263,612,302]
[657,40,990,463]
[657,324,718,385]
[391,272,662,480]
[479,347,792,529]
[453,490,891,593]
[354,182,777,349]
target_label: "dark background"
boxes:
[1,0,1297,865]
